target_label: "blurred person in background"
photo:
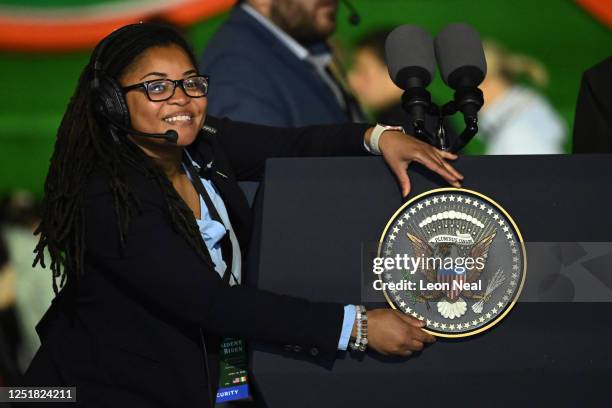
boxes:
[0,212,22,385]
[199,0,364,126]
[1,190,53,371]
[478,40,566,154]
[347,29,454,142]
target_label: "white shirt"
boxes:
[183,150,242,286]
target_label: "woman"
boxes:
[25,23,462,406]
[478,40,566,154]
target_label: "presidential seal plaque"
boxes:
[376,188,526,337]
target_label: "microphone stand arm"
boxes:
[402,86,483,154]
[401,89,437,146]
[444,87,483,152]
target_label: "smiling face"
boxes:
[119,44,207,148]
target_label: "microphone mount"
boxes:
[402,85,483,153]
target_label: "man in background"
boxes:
[572,56,612,153]
[199,0,364,126]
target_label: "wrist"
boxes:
[366,124,405,155]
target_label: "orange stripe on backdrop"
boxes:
[0,0,235,52]
[576,0,612,28]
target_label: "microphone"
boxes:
[341,0,360,26]
[124,126,178,143]
[435,23,486,123]
[385,25,436,137]
[100,111,179,143]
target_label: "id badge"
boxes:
[216,337,250,404]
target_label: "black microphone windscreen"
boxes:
[165,130,179,143]
[385,25,436,89]
[435,23,487,89]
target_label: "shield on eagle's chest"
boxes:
[437,266,466,300]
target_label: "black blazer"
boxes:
[572,56,612,153]
[25,116,370,407]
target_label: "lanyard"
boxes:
[183,154,235,285]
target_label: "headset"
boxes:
[90,23,177,143]
[341,0,360,26]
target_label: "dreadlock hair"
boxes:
[34,23,211,294]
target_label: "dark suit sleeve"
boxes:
[572,57,612,153]
[204,115,372,180]
[84,176,344,360]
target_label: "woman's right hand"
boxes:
[364,309,436,356]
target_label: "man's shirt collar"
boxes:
[241,3,330,62]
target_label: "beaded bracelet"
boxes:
[349,305,368,352]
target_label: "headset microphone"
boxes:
[101,110,179,143]
[121,126,178,143]
[341,0,360,26]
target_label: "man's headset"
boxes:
[341,0,360,26]
[90,23,178,144]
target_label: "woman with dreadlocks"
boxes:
[25,23,461,406]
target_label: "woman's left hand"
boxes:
[370,129,464,197]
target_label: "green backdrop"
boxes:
[0,0,610,195]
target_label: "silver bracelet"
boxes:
[349,305,368,352]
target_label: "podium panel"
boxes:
[247,154,612,407]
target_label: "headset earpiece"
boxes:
[90,25,138,136]
[92,75,131,129]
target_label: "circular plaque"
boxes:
[377,188,526,338]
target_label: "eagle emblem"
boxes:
[407,230,496,319]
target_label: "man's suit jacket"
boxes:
[24,116,370,407]
[199,6,351,127]
[572,56,612,153]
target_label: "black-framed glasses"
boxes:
[122,75,209,101]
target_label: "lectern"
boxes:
[246,155,612,407]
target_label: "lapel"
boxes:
[187,133,253,252]
[276,48,345,116]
